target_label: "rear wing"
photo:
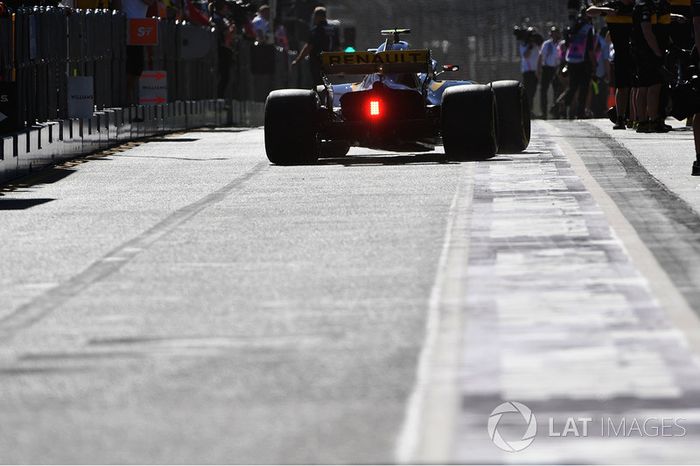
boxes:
[321,49,431,75]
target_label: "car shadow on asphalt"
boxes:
[192,128,251,134]
[315,153,518,166]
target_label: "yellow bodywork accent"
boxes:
[430,81,447,92]
[321,50,431,75]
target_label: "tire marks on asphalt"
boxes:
[0,161,268,336]
[550,121,700,348]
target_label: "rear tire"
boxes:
[441,84,498,161]
[265,89,320,165]
[491,80,531,153]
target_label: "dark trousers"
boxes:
[540,66,558,119]
[565,62,591,119]
[522,71,538,116]
[310,63,323,87]
[218,47,233,99]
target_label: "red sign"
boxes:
[140,97,166,104]
[139,70,168,105]
[141,71,166,81]
[128,18,159,46]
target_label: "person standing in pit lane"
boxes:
[538,27,563,120]
[291,6,340,87]
[587,0,635,129]
[691,0,700,175]
[564,12,597,119]
[585,27,612,118]
[655,0,678,129]
[519,29,541,117]
[632,0,669,133]
[669,0,693,129]
[252,4,272,44]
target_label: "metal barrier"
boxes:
[1,8,224,134]
[0,7,314,135]
[231,41,311,103]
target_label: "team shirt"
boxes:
[566,22,595,64]
[669,0,692,16]
[655,0,672,50]
[252,14,271,41]
[632,0,657,54]
[631,0,672,53]
[540,38,562,68]
[520,43,541,72]
[596,35,612,78]
[308,20,340,69]
[601,1,635,54]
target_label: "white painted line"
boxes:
[544,121,700,356]
[395,163,475,464]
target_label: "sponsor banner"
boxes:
[128,18,159,46]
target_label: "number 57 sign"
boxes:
[127,18,159,46]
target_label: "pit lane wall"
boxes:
[0,99,267,185]
[0,101,222,184]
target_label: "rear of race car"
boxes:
[264,32,531,165]
[318,49,441,152]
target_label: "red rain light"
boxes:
[369,99,382,118]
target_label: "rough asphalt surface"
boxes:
[1,122,700,463]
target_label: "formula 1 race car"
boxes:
[264,29,531,165]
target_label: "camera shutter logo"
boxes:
[488,402,537,452]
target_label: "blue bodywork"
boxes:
[330,40,474,109]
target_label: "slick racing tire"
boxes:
[441,84,498,160]
[491,80,531,153]
[320,140,351,158]
[265,89,320,165]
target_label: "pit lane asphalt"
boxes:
[1,123,700,463]
[0,129,464,463]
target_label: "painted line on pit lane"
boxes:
[395,162,475,463]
